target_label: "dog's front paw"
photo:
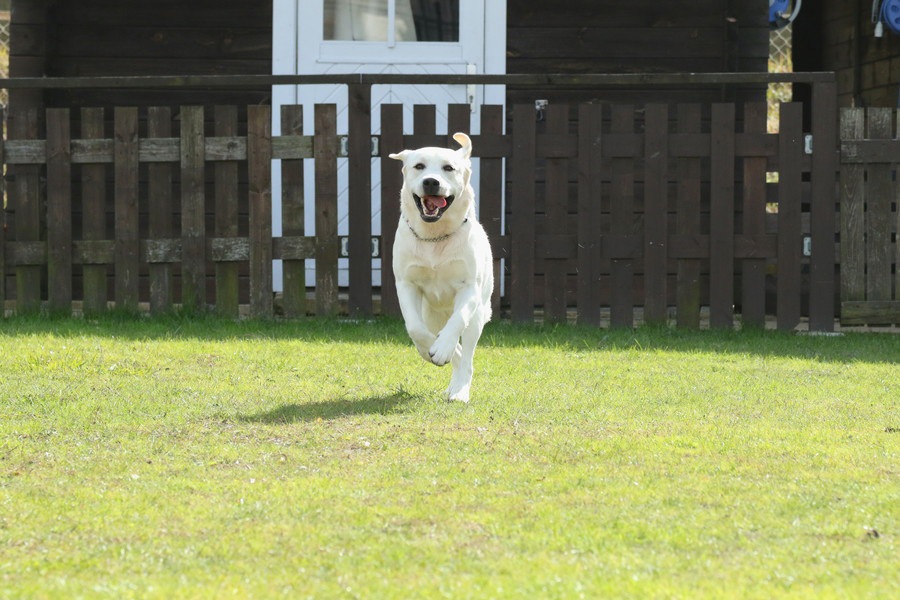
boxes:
[429,335,461,367]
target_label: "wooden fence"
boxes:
[0,73,846,331]
[840,107,900,326]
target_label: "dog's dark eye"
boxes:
[443,165,455,172]
[413,163,425,170]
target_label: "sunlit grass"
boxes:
[1,315,897,598]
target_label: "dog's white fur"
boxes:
[389,133,493,403]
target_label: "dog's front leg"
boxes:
[429,285,479,366]
[396,280,437,362]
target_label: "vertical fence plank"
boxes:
[839,108,865,306]
[478,105,505,316]
[315,104,339,316]
[777,102,803,331]
[511,104,536,323]
[280,104,306,318]
[896,111,900,303]
[114,107,140,312]
[643,103,668,325]
[46,108,72,312]
[676,104,702,329]
[809,80,838,332]
[380,104,403,317]
[0,111,5,314]
[248,105,273,318]
[709,103,736,328]
[9,107,41,312]
[147,107,173,314]
[864,108,893,303]
[577,102,603,326]
[544,103,568,324]
[180,106,206,313]
[214,105,240,317]
[741,102,768,327]
[609,105,634,327]
[348,83,372,317]
[82,107,109,314]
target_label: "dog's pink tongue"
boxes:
[424,195,447,211]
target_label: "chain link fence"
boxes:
[768,25,793,133]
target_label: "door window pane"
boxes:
[324,0,459,42]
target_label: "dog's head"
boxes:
[389,132,472,224]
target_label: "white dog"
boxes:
[389,133,494,403]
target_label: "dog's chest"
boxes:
[403,258,470,306]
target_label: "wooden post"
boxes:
[777,103,803,331]
[114,107,140,312]
[839,108,865,307]
[314,104,339,316]
[479,104,505,317]
[741,103,768,327]
[609,105,635,327]
[676,104,702,329]
[347,83,373,317]
[809,80,838,332]
[214,105,240,317]
[46,108,72,313]
[280,104,306,318]
[709,103,736,328]
[82,107,109,315]
[379,104,404,317]
[9,107,41,313]
[577,103,603,326]
[643,103,668,325]
[511,104,536,323]
[248,104,273,318]
[180,106,206,313]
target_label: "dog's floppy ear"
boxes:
[452,132,472,160]
[388,150,409,162]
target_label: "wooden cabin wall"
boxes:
[506,0,770,107]
[815,0,900,107]
[10,0,273,111]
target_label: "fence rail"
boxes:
[0,72,845,330]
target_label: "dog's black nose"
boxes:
[422,178,440,194]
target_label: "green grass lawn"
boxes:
[1,315,897,599]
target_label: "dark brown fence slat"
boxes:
[511,104,536,323]
[82,108,109,314]
[315,104,339,316]
[114,107,140,312]
[147,107,173,314]
[577,102,603,326]
[248,105,273,319]
[544,103,568,324]
[180,106,206,312]
[280,104,306,318]
[741,102,768,327]
[864,108,893,303]
[379,104,403,317]
[348,83,373,317]
[709,103,736,328]
[214,105,240,317]
[479,105,505,316]
[0,115,5,313]
[676,104,702,329]
[809,80,838,332]
[643,103,668,325]
[9,107,41,312]
[839,108,866,306]
[777,103,803,331]
[609,105,635,327]
[46,108,73,312]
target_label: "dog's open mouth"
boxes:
[413,193,455,222]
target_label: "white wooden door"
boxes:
[272,0,505,288]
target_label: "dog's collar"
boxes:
[405,217,469,242]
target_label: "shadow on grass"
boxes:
[239,391,417,423]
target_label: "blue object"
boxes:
[769,0,791,27]
[882,0,900,35]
